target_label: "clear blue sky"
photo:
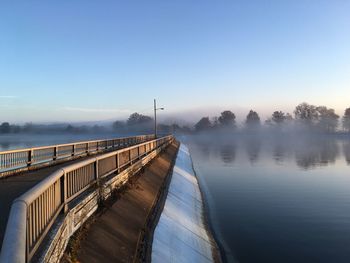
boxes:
[0,1,349,123]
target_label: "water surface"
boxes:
[186,134,350,263]
[0,133,125,151]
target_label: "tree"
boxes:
[23,123,34,133]
[195,117,211,132]
[211,117,220,129]
[218,110,236,127]
[316,106,339,133]
[127,112,153,126]
[0,122,10,133]
[294,102,318,125]
[285,113,293,121]
[112,120,125,130]
[245,110,260,128]
[92,125,105,133]
[271,111,286,124]
[343,108,350,132]
[65,124,74,133]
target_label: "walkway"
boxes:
[0,141,147,248]
[74,141,179,263]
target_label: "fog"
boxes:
[181,131,350,172]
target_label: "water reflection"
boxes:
[294,138,339,170]
[188,135,348,170]
[219,144,236,164]
[245,138,261,164]
[197,144,211,161]
[187,135,350,263]
[343,141,350,165]
[272,140,288,164]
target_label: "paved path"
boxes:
[74,142,179,263]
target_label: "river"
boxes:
[185,134,350,263]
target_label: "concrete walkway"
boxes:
[151,144,219,263]
[0,145,140,247]
[74,142,179,263]
[0,155,103,248]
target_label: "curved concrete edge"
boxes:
[151,144,221,263]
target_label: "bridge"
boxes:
[0,134,174,262]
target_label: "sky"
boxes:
[0,0,349,123]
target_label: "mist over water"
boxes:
[183,133,350,263]
[0,133,127,151]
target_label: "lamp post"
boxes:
[154,99,164,138]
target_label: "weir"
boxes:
[152,144,220,263]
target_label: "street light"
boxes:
[154,99,164,138]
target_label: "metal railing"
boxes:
[0,135,173,263]
[0,134,155,177]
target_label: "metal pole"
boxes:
[154,99,157,139]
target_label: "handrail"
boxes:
[0,134,155,176]
[0,135,173,263]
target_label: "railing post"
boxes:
[95,159,99,181]
[61,172,68,213]
[27,149,33,167]
[86,142,89,154]
[53,146,58,161]
[72,144,75,156]
[95,159,102,201]
[117,153,120,173]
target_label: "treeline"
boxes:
[0,122,108,134]
[0,112,192,135]
[112,112,192,134]
[193,103,350,133]
[2,104,350,135]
